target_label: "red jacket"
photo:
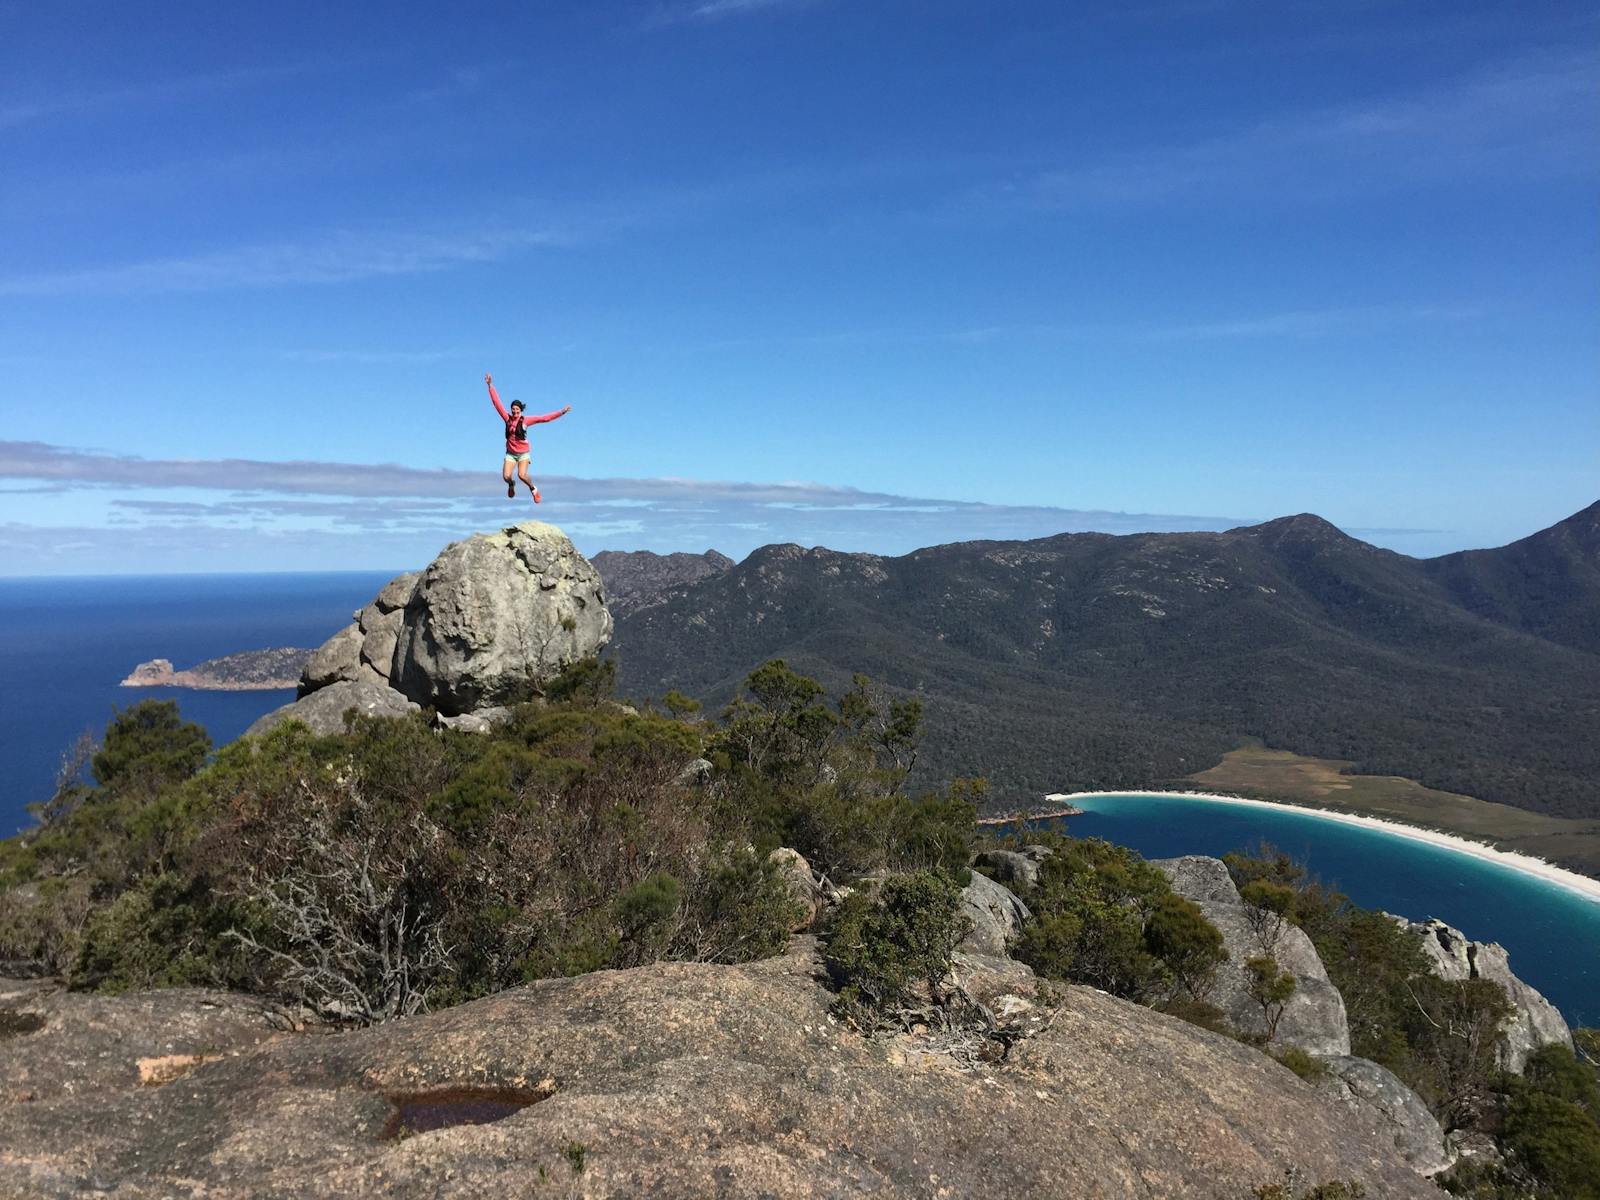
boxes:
[489,382,566,454]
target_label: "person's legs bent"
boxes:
[502,456,516,497]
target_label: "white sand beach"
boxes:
[1057,790,1600,907]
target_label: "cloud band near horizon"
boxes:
[0,439,1265,574]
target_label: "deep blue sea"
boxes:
[1,576,1595,1029]
[0,572,394,832]
[1061,794,1600,1030]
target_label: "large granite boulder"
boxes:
[1155,855,1350,1057]
[973,844,1054,892]
[246,679,419,739]
[1394,916,1572,1072]
[1316,1055,1454,1176]
[958,870,1031,957]
[767,848,825,931]
[394,524,610,715]
[256,523,611,736]
[1151,855,1242,905]
[0,942,1438,1198]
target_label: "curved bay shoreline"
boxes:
[1058,790,1600,906]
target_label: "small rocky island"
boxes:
[121,648,313,691]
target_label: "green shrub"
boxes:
[1012,835,1221,1004]
[541,655,617,705]
[613,873,683,965]
[824,869,969,1025]
[1146,892,1227,1000]
[91,700,211,791]
[1271,1045,1329,1082]
[1501,1092,1600,1199]
[72,872,253,993]
[674,846,801,964]
[1399,975,1512,1127]
[0,659,964,1025]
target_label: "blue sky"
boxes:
[1,0,1595,573]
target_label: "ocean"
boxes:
[0,571,395,832]
[1,574,1595,1029]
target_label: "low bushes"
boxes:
[822,869,969,1027]
[1,661,981,1024]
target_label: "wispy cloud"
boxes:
[677,302,1481,352]
[0,226,569,298]
[0,440,1247,570]
[991,52,1596,209]
[645,0,819,27]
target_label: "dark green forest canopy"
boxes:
[610,509,1600,821]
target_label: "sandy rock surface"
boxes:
[0,943,1436,1199]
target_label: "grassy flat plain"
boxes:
[1187,742,1600,878]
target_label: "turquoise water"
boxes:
[1057,793,1600,1030]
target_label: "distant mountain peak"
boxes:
[1544,499,1600,552]
[1230,513,1356,547]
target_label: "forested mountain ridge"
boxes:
[609,504,1600,820]
[1424,499,1600,655]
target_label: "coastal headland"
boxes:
[120,648,312,692]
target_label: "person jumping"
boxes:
[485,372,570,503]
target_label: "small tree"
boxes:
[1246,954,1297,1043]
[91,700,211,792]
[1239,878,1297,954]
[1400,975,1511,1128]
[1146,893,1227,1001]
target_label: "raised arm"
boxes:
[525,404,572,425]
[485,372,510,422]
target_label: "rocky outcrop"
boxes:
[973,844,1054,892]
[434,706,515,734]
[0,943,1438,1198]
[250,523,611,736]
[1151,854,1242,905]
[0,979,297,1105]
[768,848,825,931]
[958,870,1031,957]
[392,525,610,715]
[245,679,419,739]
[590,548,734,617]
[1155,856,1350,1057]
[1317,1055,1454,1176]
[1394,916,1572,1071]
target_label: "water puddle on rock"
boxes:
[0,1010,46,1040]
[381,1086,551,1140]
